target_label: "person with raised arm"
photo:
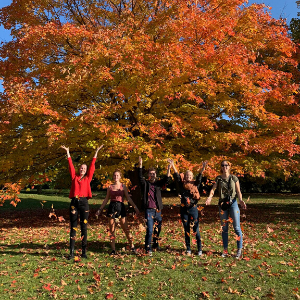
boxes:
[205,160,246,259]
[169,159,207,256]
[96,170,140,255]
[61,145,103,260]
[138,156,172,256]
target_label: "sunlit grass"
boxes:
[0,192,299,299]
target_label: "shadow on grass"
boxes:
[163,202,300,224]
[0,240,136,257]
[241,202,300,223]
[0,239,221,259]
[1,201,299,230]
[1,193,106,212]
[1,196,299,259]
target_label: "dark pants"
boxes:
[70,197,89,249]
[145,209,162,251]
[180,205,202,251]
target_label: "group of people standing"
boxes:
[61,146,246,261]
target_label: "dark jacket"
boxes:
[173,172,203,207]
[138,167,170,211]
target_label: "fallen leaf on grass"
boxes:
[43,283,52,291]
[201,291,210,298]
[139,223,146,231]
[61,280,67,286]
[93,271,101,282]
[228,287,240,295]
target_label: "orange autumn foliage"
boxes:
[0,0,300,204]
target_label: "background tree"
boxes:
[0,0,300,204]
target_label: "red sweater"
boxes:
[68,157,96,199]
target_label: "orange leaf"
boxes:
[106,293,114,299]
[43,283,52,291]
[201,291,210,298]
[197,206,204,211]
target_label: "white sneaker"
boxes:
[148,250,153,257]
[197,250,202,256]
[236,249,242,259]
[186,250,191,255]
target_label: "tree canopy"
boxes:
[0,0,300,204]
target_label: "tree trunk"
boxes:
[127,167,143,211]
[37,185,42,194]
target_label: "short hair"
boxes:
[148,167,156,173]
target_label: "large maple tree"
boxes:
[0,0,300,203]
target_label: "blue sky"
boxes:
[247,0,298,22]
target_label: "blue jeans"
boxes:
[145,209,162,251]
[180,205,202,251]
[219,199,243,249]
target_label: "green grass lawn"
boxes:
[0,192,299,299]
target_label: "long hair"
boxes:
[78,163,88,181]
[113,169,122,177]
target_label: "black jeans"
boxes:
[70,197,89,249]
